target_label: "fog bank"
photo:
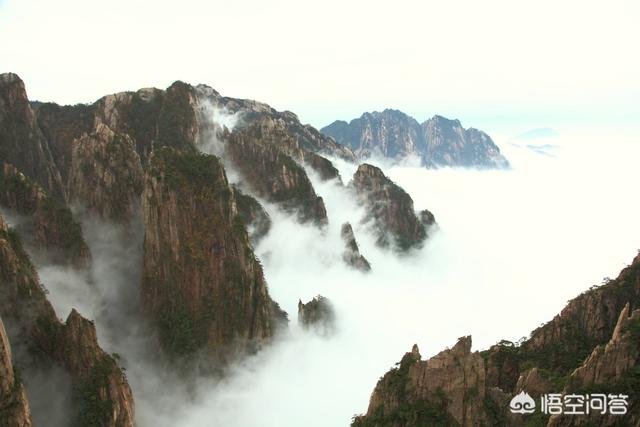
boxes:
[31,127,640,427]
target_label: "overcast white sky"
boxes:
[1,0,638,132]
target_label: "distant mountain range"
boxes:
[511,127,559,141]
[321,109,509,169]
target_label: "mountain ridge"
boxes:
[322,109,509,169]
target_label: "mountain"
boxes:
[321,109,509,168]
[0,73,438,424]
[352,252,640,426]
[0,216,134,427]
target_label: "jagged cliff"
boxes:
[0,215,134,427]
[341,222,371,271]
[322,109,509,169]
[67,123,144,222]
[233,185,272,245]
[225,127,329,225]
[0,162,90,267]
[0,316,33,427]
[0,72,448,425]
[195,84,356,163]
[0,73,65,201]
[350,164,435,251]
[353,252,640,426]
[142,148,286,360]
[298,295,336,335]
[353,339,485,427]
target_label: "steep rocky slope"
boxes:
[67,123,144,222]
[2,73,352,227]
[0,316,33,427]
[225,126,329,225]
[353,252,640,426]
[322,109,508,168]
[0,215,134,427]
[341,222,371,271]
[0,74,65,201]
[0,161,90,267]
[195,85,356,163]
[142,148,286,360]
[233,185,272,245]
[350,164,435,251]
[298,295,335,335]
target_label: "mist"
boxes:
[26,125,640,426]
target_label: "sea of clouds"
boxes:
[32,125,640,427]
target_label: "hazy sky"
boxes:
[1,0,639,131]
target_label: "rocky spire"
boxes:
[350,163,435,251]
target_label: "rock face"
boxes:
[353,252,640,426]
[0,316,33,427]
[0,162,90,267]
[350,164,435,251]
[142,148,286,360]
[341,222,371,271]
[297,296,335,335]
[322,109,508,169]
[67,123,144,222]
[233,185,272,245]
[195,85,356,163]
[225,128,328,225]
[547,304,640,427]
[0,215,134,427]
[354,338,486,427]
[0,73,65,200]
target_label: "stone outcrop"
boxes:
[0,215,134,427]
[233,185,271,245]
[0,161,90,267]
[34,101,95,185]
[341,222,371,271]
[354,338,488,427]
[225,129,328,225]
[350,164,435,251]
[0,73,66,200]
[297,296,335,335]
[519,253,640,376]
[67,123,144,222]
[547,304,640,427]
[353,252,640,426]
[0,316,33,427]
[322,109,509,169]
[195,85,356,163]
[142,148,286,360]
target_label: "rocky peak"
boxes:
[0,73,66,200]
[67,122,144,223]
[340,222,371,271]
[298,295,336,335]
[0,214,134,427]
[354,251,640,426]
[196,87,356,163]
[355,336,486,427]
[322,110,508,169]
[323,109,422,161]
[350,164,434,251]
[142,148,286,360]
[421,115,507,168]
[410,343,421,359]
[225,126,329,225]
[0,316,33,427]
[0,161,91,267]
[233,185,272,245]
